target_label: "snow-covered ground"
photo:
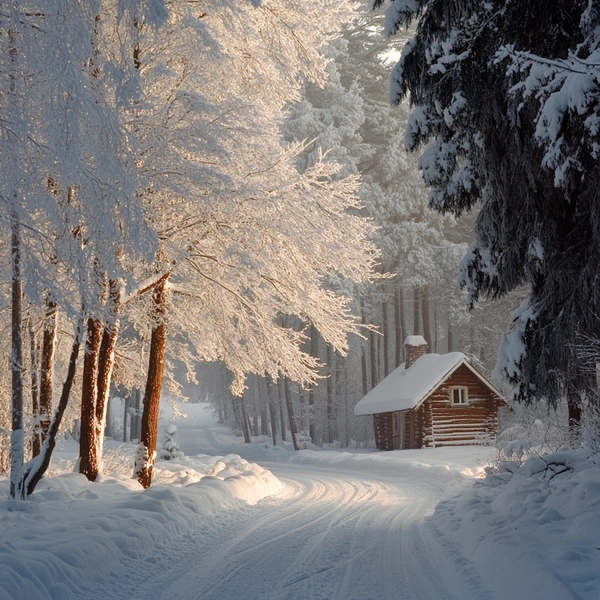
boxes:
[1,402,599,599]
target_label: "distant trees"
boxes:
[377,0,600,421]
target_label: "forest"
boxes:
[2,0,600,502]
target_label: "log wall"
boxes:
[422,364,502,447]
[373,412,393,450]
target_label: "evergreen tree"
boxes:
[379,0,598,416]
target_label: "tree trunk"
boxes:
[283,375,298,451]
[135,278,168,489]
[95,281,120,465]
[307,325,319,443]
[447,322,453,352]
[394,284,405,368]
[123,395,129,442]
[79,317,102,481]
[369,328,378,390]
[382,286,390,377]
[358,301,368,397]
[239,396,251,443]
[266,377,278,446]
[422,284,431,348]
[567,385,582,441]
[10,218,25,500]
[413,286,421,335]
[277,377,287,441]
[326,344,335,444]
[22,323,82,497]
[29,320,41,458]
[39,300,57,447]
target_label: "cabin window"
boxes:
[450,387,468,405]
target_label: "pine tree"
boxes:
[379,0,598,416]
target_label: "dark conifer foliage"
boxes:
[379,0,600,406]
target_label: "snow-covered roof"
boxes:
[354,352,468,416]
[404,335,428,346]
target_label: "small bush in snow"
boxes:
[159,424,183,460]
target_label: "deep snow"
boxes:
[0,402,599,599]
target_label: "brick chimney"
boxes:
[404,335,428,369]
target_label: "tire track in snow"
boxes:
[83,462,494,600]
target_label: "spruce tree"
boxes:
[379,0,598,415]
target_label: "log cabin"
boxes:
[354,336,505,450]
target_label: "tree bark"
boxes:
[136,278,168,488]
[79,317,102,481]
[447,322,453,352]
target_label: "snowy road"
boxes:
[85,407,494,600]
[91,465,490,600]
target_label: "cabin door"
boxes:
[392,412,405,450]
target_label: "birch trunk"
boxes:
[136,278,168,488]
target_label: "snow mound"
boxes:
[432,449,600,600]
[0,453,281,600]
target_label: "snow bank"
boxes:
[283,445,493,481]
[431,449,600,600]
[0,453,281,600]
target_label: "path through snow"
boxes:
[84,404,495,600]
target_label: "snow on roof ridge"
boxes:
[354,351,467,416]
[404,335,428,346]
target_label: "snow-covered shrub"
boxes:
[159,424,183,461]
[496,400,571,453]
[296,432,313,450]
